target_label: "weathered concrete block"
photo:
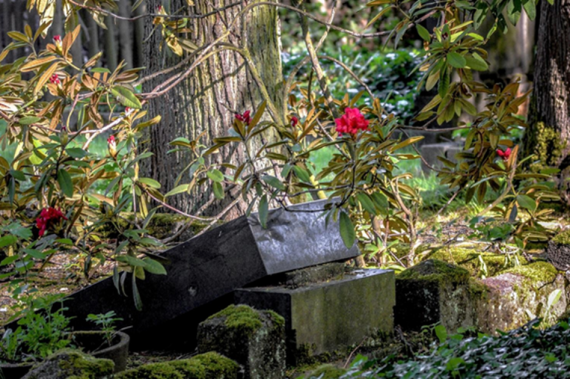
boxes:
[420,142,462,172]
[22,349,114,379]
[235,269,395,363]
[395,259,570,334]
[52,199,359,349]
[197,305,286,379]
[115,352,240,379]
[395,259,475,332]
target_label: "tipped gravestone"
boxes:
[57,199,359,350]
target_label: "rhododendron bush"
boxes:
[0,0,561,304]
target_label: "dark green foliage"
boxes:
[315,319,570,378]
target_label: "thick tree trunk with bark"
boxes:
[524,0,570,202]
[143,0,283,218]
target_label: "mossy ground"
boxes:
[206,304,285,336]
[552,230,570,245]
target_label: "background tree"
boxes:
[142,0,284,218]
[523,0,570,203]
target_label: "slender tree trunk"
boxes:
[104,15,118,71]
[2,0,14,62]
[524,0,570,203]
[143,0,283,218]
[84,10,100,64]
[133,1,145,67]
[118,0,133,69]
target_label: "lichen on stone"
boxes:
[397,259,470,284]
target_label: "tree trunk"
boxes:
[524,0,570,203]
[142,0,283,218]
[118,0,133,69]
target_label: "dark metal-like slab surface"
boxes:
[57,199,359,346]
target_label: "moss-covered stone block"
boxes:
[197,305,286,379]
[22,349,114,379]
[395,259,477,333]
[115,352,239,379]
[235,269,395,364]
[429,247,520,278]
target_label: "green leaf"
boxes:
[258,195,268,229]
[24,248,47,259]
[143,258,167,275]
[435,324,447,343]
[19,116,41,125]
[207,169,224,183]
[416,24,431,41]
[132,274,143,311]
[111,86,142,109]
[261,175,285,191]
[65,147,88,159]
[213,181,224,199]
[517,195,536,212]
[0,235,17,248]
[523,0,536,20]
[339,211,355,248]
[356,193,378,215]
[57,169,73,197]
[293,166,312,183]
[447,52,466,69]
[465,53,489,71]
[165,184,189,197]
[138,177,161,189]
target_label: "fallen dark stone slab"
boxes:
[52,200,359,350]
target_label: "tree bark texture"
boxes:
[524,0,570,202]
[143,0,283,218]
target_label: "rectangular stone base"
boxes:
[235,269,395,363]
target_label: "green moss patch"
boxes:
[23,349,114,379]
[501,261,559,283]
[398,259,470,284]
[307,364,346,379]
[429,247,524,278]
[116,352,238,379]
[552,230,570,245]
[207,305,263,335]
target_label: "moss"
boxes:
[208,305,263,335]
[96,213,211,239]
[501,261,559,283]
[525,122,565,172]
[397,259,470,284]
[430,247,524,277]
[189,352,239,377]
[266,309,285,329]
[308,364,346,379]
[468,278,489,300]
[115,362,184,379]
[552,230,570,245]
[116,352,238,379]
[51,349,114,379]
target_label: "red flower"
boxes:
[53,35,62,43]
[49,74,60,85]
[36,207,67,237]
[496,147,512,161]
[235,110,252,125]
[107,135,117,158]
[335,107,369,136]
[125,107,132,114]
[291,116,299,127]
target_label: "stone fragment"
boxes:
[115,352,239,379]
[54,199,359,349]
[235,268,395,363]
[197,305,286,379]
[22,349,114,379]
[395,259,475,332]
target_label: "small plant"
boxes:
[0,295,73,363]
[86,311,123,347]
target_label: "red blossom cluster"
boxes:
[108,135,117,157]
[496,147,512,161]
[235,110,251,125]
[125,107,132,113]
[335,107,369,136]
[291,116,299,127]
[36,207,67,237]
[53,35,62,43]
[49,74,60,85]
